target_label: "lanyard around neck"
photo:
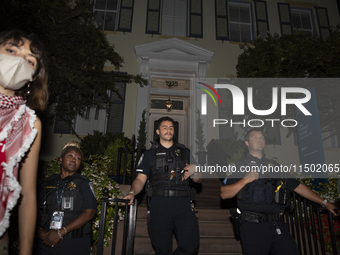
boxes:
[56,180,67,210]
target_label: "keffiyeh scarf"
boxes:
[0,93,37,236]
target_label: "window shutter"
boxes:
[315,7,330,40]
[117,0,135,32]
[189,0,203,38]
[215,0,229,40]
[54,117,71,134]
[278,3,293,35]
[146,0,161,34]
[254,0,269,37]
[106,83,126,134]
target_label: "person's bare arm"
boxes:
[123,173,147,205]
[18,117,42,255]
[294,183,339,216]
[220,172,259,199]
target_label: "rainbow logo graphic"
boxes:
[197,82,222,115]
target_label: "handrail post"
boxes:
[127,200,138,255]
[97,188,109,255]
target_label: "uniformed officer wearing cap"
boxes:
[124,116,201,255]
[221,128,338,255]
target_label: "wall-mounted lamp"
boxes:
[165,99,173,111]
[164,81,178,111]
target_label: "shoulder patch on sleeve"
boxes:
[137,154,144,167]
[89,182,96,199]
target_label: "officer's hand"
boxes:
[43,230,62,247]
[243,171,259,184]
[325,202,339,216]
[122,193,135,205]
[37,229,49,241]
[182,164,192,180]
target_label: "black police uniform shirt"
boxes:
[222,153,300,214]
[136,142,196,191]
[37,173,97,230]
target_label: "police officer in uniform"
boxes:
[221,128,338,255]
[34,142,97,255]
[124,116,201,255]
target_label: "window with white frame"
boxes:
[291,8,314,34]
[94,0,134,32]
[94,0,119,31]
[278,3,328,37]
[228,2,253,42]
[161,0,187,37]
[215,0,254,43]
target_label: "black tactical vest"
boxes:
[150,143,189,189]
[238,178,276,205]
[37,174,92,238]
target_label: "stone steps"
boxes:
[107,178,243,254]
[131,177,243,254]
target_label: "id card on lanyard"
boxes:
[50,180,67,229]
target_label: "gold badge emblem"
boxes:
[270,162,275,167]
[175,149,181,156]
[68,182,76,190]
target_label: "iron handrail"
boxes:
[97,188,137,255]
[285,191,338,255]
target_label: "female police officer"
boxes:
[34,142,97,255]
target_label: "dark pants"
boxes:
[33,234,91,255]
[240,221,299,255]
[148,196,199,255]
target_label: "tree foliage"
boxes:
[237,31,340,78]
[0,0,147,127]
[235,30,340,139]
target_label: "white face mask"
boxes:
[0,53,35,90]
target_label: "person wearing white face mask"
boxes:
[0,29,49,255]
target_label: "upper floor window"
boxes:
[161,0,187,37]
[94,0,134,32]
[94,0,119,31]
[215,0,255,43]
[291,8,314,35]
[228,2,253,42]
[278,3,330,39]
[146,0,203,38]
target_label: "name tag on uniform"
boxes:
[50,211,64,229]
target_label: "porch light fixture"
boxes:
[165,81,178,111]
[165,98,173,111]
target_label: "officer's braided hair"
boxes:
[156,116,175,130]
[60,142,83,160]
[244,128,265,141]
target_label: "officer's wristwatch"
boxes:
[128,191,135,196]
[322,199,328,208]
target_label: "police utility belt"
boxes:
[241,211,284,224]
[149,188,196,200]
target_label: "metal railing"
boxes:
[109,146,135,185]
[97,188,138,255]
[285,191,338,255]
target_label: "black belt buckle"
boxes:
[168,190,175,197]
